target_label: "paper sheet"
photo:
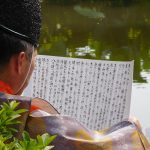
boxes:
[24,55,133,130]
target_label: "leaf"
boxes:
[44,146,54,150]
[15,109,28,114]
[10,101,20,109]
[22,131,31,142]
[37,133,56,148]
[9,127,18,133]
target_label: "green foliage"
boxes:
[15,132,56,150]
[0,101,27,139]
[0,135,16,150]
[0,101,56,150]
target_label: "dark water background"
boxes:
[39,0,150,83]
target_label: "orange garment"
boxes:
[0,80,39,112]
[29,105,40,112]
[0,80,14,94]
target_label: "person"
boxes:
[0,0,40,96]
[0,0,149,149]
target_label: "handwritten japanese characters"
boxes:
[24,55,133,130]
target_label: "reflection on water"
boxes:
[74,5,105,19]
[39,0,150,83]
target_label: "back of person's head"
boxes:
[0,0,41,69]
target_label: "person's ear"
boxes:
[16,52,27,74]
[9,52,26,75]
[15,52,27,74]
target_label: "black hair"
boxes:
[0,0,41,46]
[0,31,33,69]
[0,0,41,69]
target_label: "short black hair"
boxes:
[0,31,34,69]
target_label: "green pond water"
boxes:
[39,0,150,83]
[38,0,150,139]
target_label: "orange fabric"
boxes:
[0,80,14,94]
[30,105,39,112]
[0,80,39,112]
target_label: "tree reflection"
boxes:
[39,0,150,83]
